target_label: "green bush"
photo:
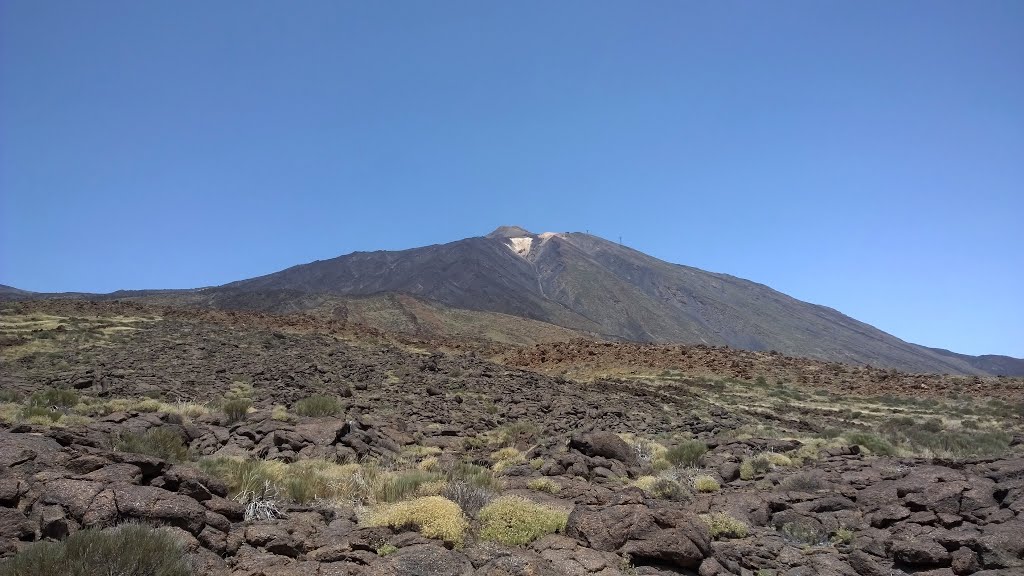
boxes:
[527,478,561,494]
[693,475,720,492]
[293,395,342,417]
[0,523,190,576]
[114,427,189,462]
[20,405,63,423]
[0,390,23,403]
[445,462,501,491]
[845,432,896,456]
[875,416,1011,458]
[377,470,444,503]
[27,388,79,410]
[221,398,252,424]
[665,440,707,467]
[651,477,689,502]
[700,512,749,539]
[478,496,568,545]
[361,496,468,546]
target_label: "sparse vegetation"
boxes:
[293,394,342,417]
[0,523,190,576]
[113,427,189,462]
[378,470,444,503]
[491,446,525,472]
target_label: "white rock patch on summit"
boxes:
[506,237,533,257]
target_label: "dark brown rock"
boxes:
[566,497,710,569]
[892,538,952,567]
[569,432,637,465]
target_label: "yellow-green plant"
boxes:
[477,496,568,546]
[527,478,561,494]
[700,512,749,539]
[361,496,469,546]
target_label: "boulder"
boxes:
[566,490,710,569]
[365,543,474,576]
[568,432,636,465]
[112,483,207,534]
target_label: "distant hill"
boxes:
[0,285,34,300]
[922,347,1024,377]
[204,226,1019,375]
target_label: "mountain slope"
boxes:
[208,227,1013,375]
[923,347,1024,377]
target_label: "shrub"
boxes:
[378,470,444,503]
[293,395,342,417]
[764,452,793,467]
[114,427,188,462]
[831,527,855,545]
[134,398,162,413]
[527,478,561,494]
[0,390,22,403]
[361,496,468,546]
[845,432,896,456]
[442,480,494,516]
[376,543,398,557]
[445,462,501,491]
[491,447,525,473]
[740,453,774,480]
[0,523,190,576]
[530,458,544,470]
[634,475,658,491]
[199,457,284,497]
[222,398,252,424]
[693,475,720,493]
[700,513,749,539]
[478,496,568,546]
[271,405,292,421]
[780,471,825,492]
[665,441,708,467]
[27,388,79,410]
[492,420,541,447]
[20,405,63,423]
[418,457,439,472]
[780,519,829,546]
[651,477,689,502]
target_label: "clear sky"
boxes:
[1,1,1021,357]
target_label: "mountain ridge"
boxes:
[206,226,1018,375]
[2,227,1020,375]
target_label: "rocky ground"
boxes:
[1,300,1022,575]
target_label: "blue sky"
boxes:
[1,1,1021,356]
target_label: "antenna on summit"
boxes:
[619,235,622,245]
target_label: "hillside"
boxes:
[0,299,1022,576]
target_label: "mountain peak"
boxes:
[487,225,534,238]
